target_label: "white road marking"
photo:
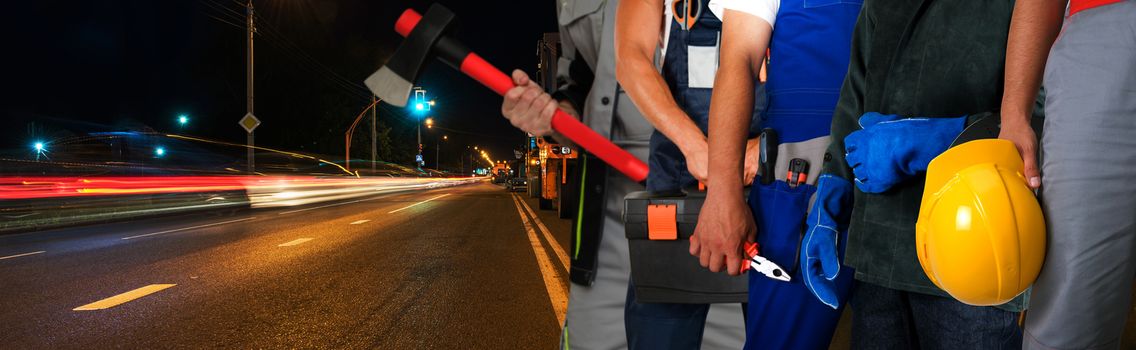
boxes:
[387,194,451,214]
[513,194,569,271]
[0,251,46,260]
[73,284,176,311]
[278,238,314,247]
[121,217,257,240]
[277,193,397,215]
[510,192,568,326]
[350,220,371,225]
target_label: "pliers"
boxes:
[744,242,791,282]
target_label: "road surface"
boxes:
[0,181,569,349]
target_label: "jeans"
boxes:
[624,282,747,350]
[850,281,1022,350]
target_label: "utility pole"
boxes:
[417,122,422,164]
[371,94,377,172]
[245,0,256,173]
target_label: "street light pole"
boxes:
[371,94,377,173]
[345,98,382,172]
[436,135,446,170]
[245,0,256,173]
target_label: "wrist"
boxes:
[677,134,708,158]
[745,138,760,155]
[1000,110,1031,126]
[706,178,744,198]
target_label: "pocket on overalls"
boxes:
[748,179,817,274]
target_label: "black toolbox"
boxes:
[623,190,748,304]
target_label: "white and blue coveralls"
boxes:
[719,0,862,348]
[626,0,753,347]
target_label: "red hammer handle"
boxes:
[395,9,649,183]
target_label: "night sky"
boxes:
[1,0,558,168]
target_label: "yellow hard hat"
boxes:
[915,139,1046,306]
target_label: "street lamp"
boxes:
[425,117,434,129]
[33,142,44,152]
[177,115,189,126]
[155,147,166,157]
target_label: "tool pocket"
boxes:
[748,179,817,275]
[686,43,719,89]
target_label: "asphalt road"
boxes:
[0,181,569,349]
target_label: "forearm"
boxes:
[617,52,705,152]
[706,66,754,194]
[1000,0,1066,125]
[615,0,705,154]
[706,10,769,193]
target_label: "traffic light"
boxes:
[33,142,44,152]
[155,147,166,157]
[178,115,189,126]
[412,88,430,113]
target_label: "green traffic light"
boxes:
[178,115,189,125]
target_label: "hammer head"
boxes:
[365,5,456,107]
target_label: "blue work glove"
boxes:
[844,113,966,193]
[801,175,853,309]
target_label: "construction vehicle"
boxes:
[525,137,578,218]
[491,162,510,184]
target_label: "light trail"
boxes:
[0,176,485,234]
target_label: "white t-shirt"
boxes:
[709,0,780,28]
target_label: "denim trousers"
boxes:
[849,281,1021,350]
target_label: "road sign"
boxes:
[239,113,261,133]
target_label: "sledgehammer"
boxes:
[364,4,649,182]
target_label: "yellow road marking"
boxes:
[122,217,256,240]
[387,194,450,214]
[510,193,568,326]
[278,238,314,247]
[514,194,569,271]
[0,251,46,260]
[350,220,370,225]
[73,284,176,311]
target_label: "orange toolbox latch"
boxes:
[647,203,678,240]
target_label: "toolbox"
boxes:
[623,190,748,304]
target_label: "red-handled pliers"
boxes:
[743,242,791,282]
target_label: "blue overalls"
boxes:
[627,0,761,348]
[744,0,861,349]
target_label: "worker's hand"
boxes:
[682,139,710,184]
[998,117,1041,189]
[691,190,754,276]
[742,138,760,186]
[502,70,557,136]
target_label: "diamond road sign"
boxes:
[239,113,261,133]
